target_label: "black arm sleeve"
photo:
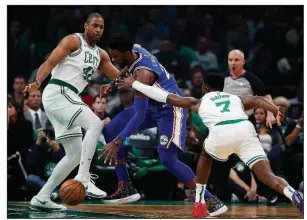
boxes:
[244,72,268,96]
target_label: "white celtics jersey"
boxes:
[198,91,248,130]
[51,33,101,93]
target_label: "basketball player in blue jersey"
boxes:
[98,32,227,216]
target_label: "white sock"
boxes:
[77,119,102,175]
[283,186,296,201]
[37,137,82,199]
[195,183,206,203]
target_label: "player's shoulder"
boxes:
[96,47,109,59]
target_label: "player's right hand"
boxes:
[23,81,40,96]
[116,75,135,89]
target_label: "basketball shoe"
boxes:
[292,190,303,216]
[206,195,228,216]
[74,173,107,198]
[29,196,67,212]
[192,202,209,218]
[102,181,141,204]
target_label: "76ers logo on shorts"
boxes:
[159,135,169,146]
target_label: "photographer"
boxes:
[26,127,65,200]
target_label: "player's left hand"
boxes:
[23,81,41,96]
[98,140,120,165]
[266,112,276,129]
[116,75,135,89]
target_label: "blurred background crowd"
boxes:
[8,5,303,204]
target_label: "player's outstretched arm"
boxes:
[241,96,285,125]
[23,35,80,94]
[116,76,201,109]
[98,49,122,79]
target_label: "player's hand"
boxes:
[118,66,130,78]
[244,190,259,202]
[266,112,276,129]
[276,106,285,126]
[23,81,41,96]
[100,83,113,98]
[98,140,121,165]
[116,75,135,89]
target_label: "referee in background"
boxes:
[223,49,276,127]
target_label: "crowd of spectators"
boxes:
[8,5,303,203]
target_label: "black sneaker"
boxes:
[206,195,228,217]
[102,181,141,204]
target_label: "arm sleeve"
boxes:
[132,81,168,103]
[245,72,268,96]
[118,97,148,141]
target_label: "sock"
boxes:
[78,121,102,175]
[37,137,82,199]
[196,183,206,203]
[283,186,296,201]
[115,163,131,182]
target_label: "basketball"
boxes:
[60,179,86,206]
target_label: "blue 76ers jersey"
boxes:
[128,44,183,111]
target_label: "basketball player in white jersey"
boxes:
[115,74,303,217]
[23,13,124,212]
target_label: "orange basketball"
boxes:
[60,179,86,206]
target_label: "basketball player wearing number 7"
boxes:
[116,74,304,217]
[23,13,127,212]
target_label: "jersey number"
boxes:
[83,66,94,82]
[160,64,170,79]
[215,100,231,113]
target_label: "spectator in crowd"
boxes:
[92,95,111,124]
[153,37,190,84]
[288,77,303,119]
[192,37,219,71]
[24,90,50,130]
[284,112,303,189]
[9,75,27,105]
[228,166,260,203]
[223,49,276,127]
[254,107,284,175]
[8,96,34,200]
[26,127,65,200]
[190,67,205,99]
[273,96,292,134]
[110,89,135,118]
[135,22,161,53]
[8,96,34,161]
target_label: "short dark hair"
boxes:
[93,95,107,103]
[86,12,103,24]
[8,95,24,120]
[107,32,134,52]
[14,75,27,82]
[203,73,225,91]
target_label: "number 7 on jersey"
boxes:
[215,100,231,113]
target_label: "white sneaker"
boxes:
[74,173,107,199]
[29,196,67,212]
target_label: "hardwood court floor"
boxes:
[8,200,302,219]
